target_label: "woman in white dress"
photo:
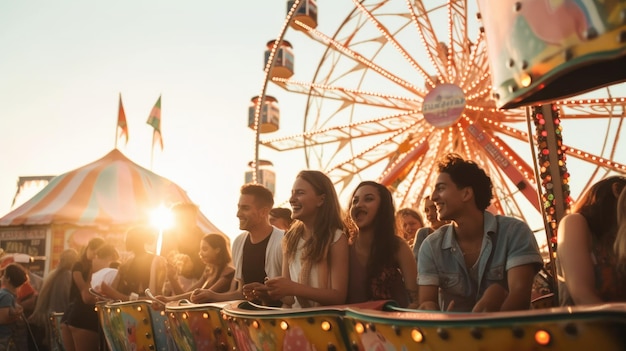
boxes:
[264,170,349,308]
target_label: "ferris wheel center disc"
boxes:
[422,83,467,128]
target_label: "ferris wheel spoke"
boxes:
[555,92,626,110]
[557,97,625,162]
[393,157,425,205]
[447,0,469,80]
[260,111,422,152]
[557,95,626,112]
[393,134,447,204]
[350,0,436,90]
[460,117,540,211]
[462,71,493,101]
[470,119,538,183]
[457,32,489,88]
[271,77,421,110]
[380,138,429,187]
[294,20,424,96]
[487,162,528,222]
[408,0,451,83]
[478,116,531,143]
[324,128,423,179]
[559,111,626,119]
[563,145,626,173]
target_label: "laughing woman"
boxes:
[264,170,349,308]
[346,181,418,308]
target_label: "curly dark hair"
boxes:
[437,153,493,211]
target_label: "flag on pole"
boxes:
[146,95,163,150]
[117,93,129,145]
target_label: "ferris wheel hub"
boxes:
[422,83,466,128]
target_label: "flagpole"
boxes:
[114,93,120,149]
[150,131,155,170]
[146,94,162,170]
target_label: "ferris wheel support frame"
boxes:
[539,104,568,224]
[461,118,541,212]
[252,0,303,185]
[380,140,429,188]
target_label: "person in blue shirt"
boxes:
[417,153,543,312]
[0,263,29,350]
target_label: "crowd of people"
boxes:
[1,153,625,350]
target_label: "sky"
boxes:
[0,1,356,240]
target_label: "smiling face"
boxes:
[424,197,440,223]
[431,172,467,221]
[199,240,219,265]
[401,215,421,241]
[237,194,266,231]
[289,176,325,226]
[350,184,381,231]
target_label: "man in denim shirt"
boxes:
[417,154,543,312]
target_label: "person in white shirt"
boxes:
[90,245,120,294]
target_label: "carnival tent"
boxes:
[0,149,224,272]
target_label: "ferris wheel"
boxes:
[251,0,626,236]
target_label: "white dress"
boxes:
[289,229,344,308]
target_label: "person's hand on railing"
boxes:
[145,288,167,310]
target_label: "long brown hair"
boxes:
[284,170,345,264]
[349,181,401,284]
[575,176,626,241]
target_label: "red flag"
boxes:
[117,93,129,145]
[146,95,163,150]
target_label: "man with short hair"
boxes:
[417,153,543,312]
[191,184,283,306]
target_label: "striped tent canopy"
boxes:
[0,149,223,234]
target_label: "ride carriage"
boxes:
[96,298,626,351]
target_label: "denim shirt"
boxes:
[417,212,543,311]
